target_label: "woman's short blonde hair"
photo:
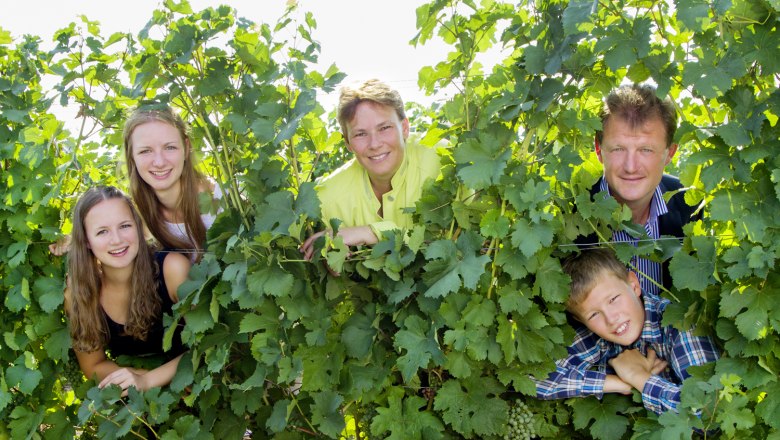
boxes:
[337,79,406,140]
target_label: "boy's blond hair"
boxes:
[562,248,630,311]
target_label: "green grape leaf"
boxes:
[657,410,693,440]
[266,399,292,433]
[433,376,509,438]
[371,388,445,439]
[394,315,446,383]
[571,395,631,440]
[246,263,294,298]
[311,391,345,438]
[341,306,376,359]
[562,0,596,35]
[454,135,511,190]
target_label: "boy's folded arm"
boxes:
[534,326,612,399]
[640,328,720,416]
[534,355,608,399]
[641,375,681,414]
[669,328,720,381]
[604,374,632,394]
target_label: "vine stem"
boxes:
[162,47,251,230]
[293,397,318,435]
[485,198,507,300]
[446,185,463,241]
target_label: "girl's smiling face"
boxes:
[130,120,188,194]
[84,198,139,270]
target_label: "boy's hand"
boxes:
[608,348,668,392]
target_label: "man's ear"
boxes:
[627,271,642,298]
[401,118,410,140]
[665,143,678,165]
[594,136,603,163]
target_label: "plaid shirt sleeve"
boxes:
[535,327,608,399]
[641,325,720,414]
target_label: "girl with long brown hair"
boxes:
[65,186,190,391]
[51,106,219,261]
[123,105,220,262]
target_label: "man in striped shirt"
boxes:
[533,249,719,415]
[582,84,701,296]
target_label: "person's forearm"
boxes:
[642,375,681,414]
[535,367,607,399]
[620,370,652,392]
[140,354,183,389]
[603,374,632,394]
[340,225,378,246]
[82,359,121,382]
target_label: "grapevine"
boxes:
[0,0,778,438]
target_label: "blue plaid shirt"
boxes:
[600,178,666,297]
[534,294,719,415]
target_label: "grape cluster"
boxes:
[504,400,536,440]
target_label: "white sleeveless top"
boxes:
[164,182,222,260]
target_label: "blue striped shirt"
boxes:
[533,294,719,415]
[599,178,666,297]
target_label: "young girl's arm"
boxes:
[83,252,192,394]
[161,251,191,302]
[102,251,191,391]
[97,354,182,392]
[75,349,125,382]
[101,251,191,391]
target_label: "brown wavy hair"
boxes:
[65,186,161,353]
[123,106,206,260]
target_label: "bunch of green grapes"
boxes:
[504,400,536,440]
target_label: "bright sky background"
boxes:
[3,0,461,109]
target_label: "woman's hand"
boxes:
[98,367,150,396]
[49,235,72,256]
[300,226,378,261]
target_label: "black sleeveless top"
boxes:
[104,251,185,360]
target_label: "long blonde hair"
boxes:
[123,106,206,259]
[65,186,161,352]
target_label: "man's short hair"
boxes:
[337,79,406,140]
[596,84,677,147]
[562,248,630,311]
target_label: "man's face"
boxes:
[597,116,677,220]
[345,101,409,185]
[573,270,645,346]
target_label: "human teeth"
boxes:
[109,247,128,255]
[370,153,388,160]
[615,322,628,334]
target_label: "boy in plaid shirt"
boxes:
[534,249,719,414]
